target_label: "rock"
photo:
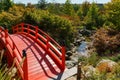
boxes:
[71,47,77,53]
[66,51,73,57]
[69,43,75,49]
[82,65,97,78]
[65,55,71,60]
[96,59,118,73]
[76,39,81,45]
[73,41,78,46]
[66,61,77,69]
[70,52,79,62]
[78,33,82,37]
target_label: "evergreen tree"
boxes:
[0,0,13,11]
[48,3,63,15]
[84,2,99,30]
[77,1,90,20]
[37,0,47,9]
[105,0,120,31]
[63,0,75,16]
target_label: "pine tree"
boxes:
[105,0,120,31]
[37,0,47,9]
[63,0,75,16]
[77,1,90,20]
[0,0,13,11]
[84,2,99,30]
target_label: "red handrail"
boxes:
[0,27,24,79]
[12,23,65,71]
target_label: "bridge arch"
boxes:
[0,23,66,80]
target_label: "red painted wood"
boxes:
[11,34,61,80]
[0,23,66,80]
[13,23,65,71]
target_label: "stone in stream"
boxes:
[66,51,73,57]
[66,54,71,60]
[66,61,77,69]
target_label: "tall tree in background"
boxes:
[84,2,99,30]
[104,0,120,31]
[0,0,13,11]
[77,1,90,20]
[37,0,47,9]
[48,3,63,15]
[63,0,75,16]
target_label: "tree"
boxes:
[63,0,75,16]
[104,0,120,31]
[48,3,63,15]
[77,1,90,20]
[0,0,13,11]
[84,2,99,30]
[37,0,47,9]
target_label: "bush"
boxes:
[0,5,26,31]
[0,5,76,46]
[93,27,120,55]
[23,9,75,46]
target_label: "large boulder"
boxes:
[96,59,118,73]
[82,65,98,78]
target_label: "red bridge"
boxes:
[0,23,65,80]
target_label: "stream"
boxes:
[77,41,88,57]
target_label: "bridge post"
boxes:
[4,26,8,44]
[27,25,30,34]
[35,26,38,41]
[12,27,15,33]
[21,23,24,32]
[61,40,66,71]
[16,25,18,33]
[22,50,28,80]
[46,36,50,51]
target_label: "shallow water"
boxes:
[77,41,88,56]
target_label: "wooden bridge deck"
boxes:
[11,34,61,80]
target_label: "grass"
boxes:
[0,49,21,80]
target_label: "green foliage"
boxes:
[73,4,79,12]
[110,54,120,62]
[0,0,14,11]
[40,15,73,45]
[84,2,99,30]
[37,0,47,9]
[23,9,74,46]
[79,52,98,66]
[104,0,120,31]
[63,0,75,16]
[0,5,26,31]
[0,4,75,46]
[23,9,44,24]
[48,3,64,15]
[77,1,90,20]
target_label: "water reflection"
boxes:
[78,41,88,57]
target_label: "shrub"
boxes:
[23,9,75,46]
[93,27,120,55]
[0,5,26,31]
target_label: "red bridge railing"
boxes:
[12,23,66,71]
[0,27,24,79]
